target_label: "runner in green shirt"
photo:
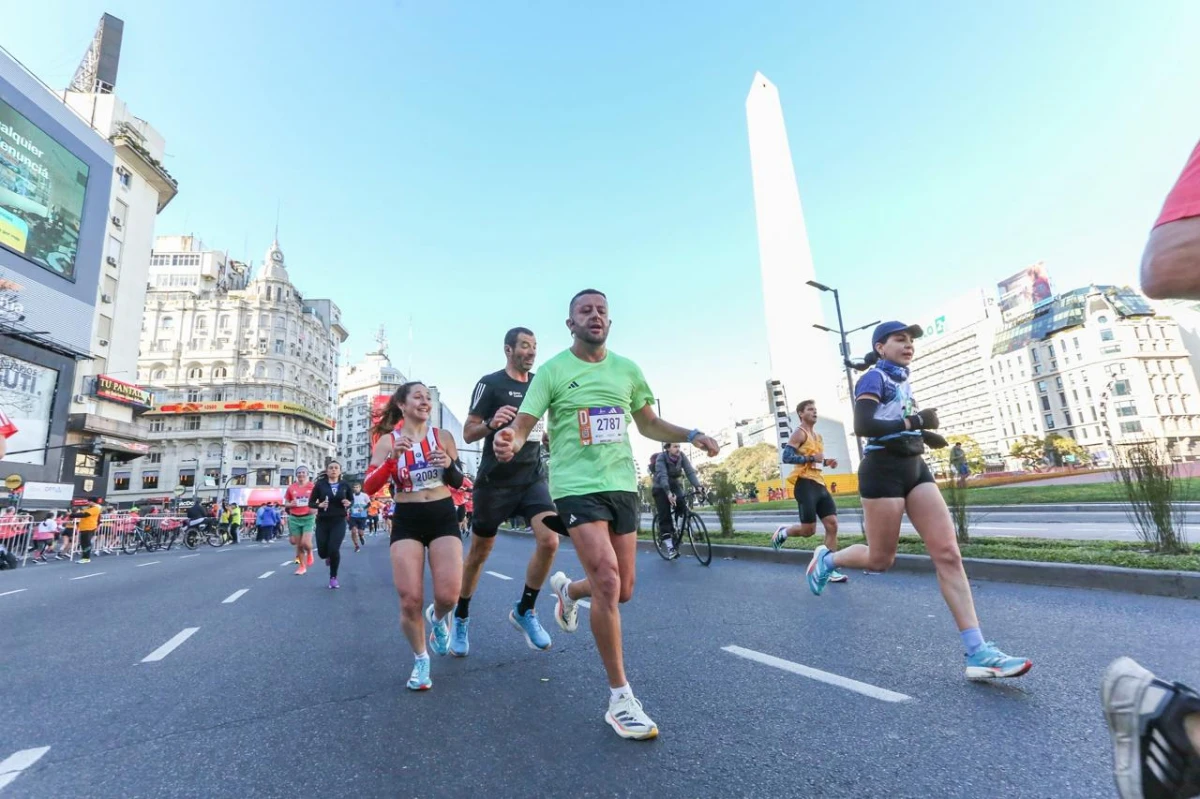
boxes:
[494,288,720,740]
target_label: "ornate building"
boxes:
[109,235,347,504]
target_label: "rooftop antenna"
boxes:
[69,13,123,94]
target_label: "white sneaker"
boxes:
[550,571,579,633]
[770,525,788,551]
[606,693,659,740]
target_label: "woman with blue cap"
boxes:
[804,321,1032,681]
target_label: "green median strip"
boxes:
[636,531,1200,572]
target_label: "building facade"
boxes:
[58,15,178,494]
[110,236,347,504]
[909,284,1200,468]
[0,44,113,501]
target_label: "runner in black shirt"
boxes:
[451,327,562,657]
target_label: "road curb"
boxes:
[498,529,1200,600]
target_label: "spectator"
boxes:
[70,497,102,564]
[950,442,970,488]
[228,503,242,544]
[31,511,58,563]
[256,504,279,542]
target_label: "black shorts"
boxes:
[390,498,461,547]
[794,478,836,524]
[456,505,467,524]
[554,491,639,536]
[858,450,936,499]
[472,480,558,538]
[349,516,367,530]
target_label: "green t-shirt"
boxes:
[519,348,654,499]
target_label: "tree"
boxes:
[928,434,985,477]
[718,443,783,487]
[1045,433,1091,466]
[1010,435,1045,470]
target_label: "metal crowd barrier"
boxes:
[0,515,34,568]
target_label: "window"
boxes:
[1073,337,1080,350]
[219,314,231,329]
[142,472,159,490]
[274,339,285,354]
[117,166,132,188]
[1097,315,1109,324]
[1073,390,1079,402]
[1120,421,1144,434]
[232,468,248,486]
[111,472,131,491]
[259,313,269,327]
[1055,377,1063,390]
[203,467,220,487]
[1037,380,1048,393]
[256,468,273,486]
[1063,410,1072,426]
[196,316,208,330]
[162,316,175,329]
[96,315,112,341]
[152,368,167,380]
[234,415,247,430]
[187,367,203,379]
[149,419,164,433]
[1044,414,1055,430]
[1058,391,1068,407]
[213,367,228,378]
[184,415,202,431]
[186,389,201,403]
[1090,407,1098,422]
[1031,349,1040,363]
[1100,329,1115,342]
[107,235,122,265]
[178,469,196,488]
[1048,344,1056,358]
[148,452,162,464]
[1115,401,1138,417]
[1113,379,1132,396]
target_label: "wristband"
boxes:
[686,429,702,444]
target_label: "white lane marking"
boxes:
[280,561,295,567]
[0,589,28,597]
[0,745,51,791]
[258,571,274,579]
[222,589,250,604]
[578,599,591,609]
[136,561,160,567]
[216,547,233,553]
[485,571,512,581]
[141,628,200,662]
[721,645,912,703]
[180,554,200,559]
[69,572,105,581]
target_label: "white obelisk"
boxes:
[746,71,852,472]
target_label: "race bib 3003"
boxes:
[578,406,625,445]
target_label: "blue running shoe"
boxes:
[425,604,450,656]
[964,641,1032,680]
[770,525,789,552]
[806,544,832,596]
[450,616,470,657]
[509,603,552,651]
[407,657,431,691]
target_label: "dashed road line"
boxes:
[69,572,105,581]
[222,589,250,604]
[0,745,51,791]
[485,571,512,581]
[136,561,160,567]
[180,554,200,559]
[0,589,28,597]
[280,561,295,567]
[258,571,274,579]
[141,628,199,663]
[721,645,912,703]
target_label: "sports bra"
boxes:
[391,427,445,493]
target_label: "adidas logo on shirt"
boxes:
[568,381,580,389]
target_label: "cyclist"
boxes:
[770,400,847,584]
[651,442,701,559]
[806,321,1030,680]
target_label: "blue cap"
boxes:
[872,321,924,346]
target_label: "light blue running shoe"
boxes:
[450,616,470,657]
[509,603,552,651]
[407,657,431,691]
[770,525,789,552]
[806,544,832,596]
[425,604,450,656]
[964,641,1032,681]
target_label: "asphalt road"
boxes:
[668,508,1180,542]
[2,534,1198,798]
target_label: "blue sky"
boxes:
[7,1,1200,460]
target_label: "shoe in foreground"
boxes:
[549,571,579,633]
[509,604,552,651]
[606,694,658,740]
[964,642,1032,680]
[1102,656,1200,799]
[805,545,831,596]
[425,604,450,656]
[407,658,431,691]
[770,525,788,551]
[449,616,469,657]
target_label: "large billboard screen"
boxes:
[0,96,90,281]
[0,353,59,466]
[997,262,1053,319]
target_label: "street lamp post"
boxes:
[806,279,879,461]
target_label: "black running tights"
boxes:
[315,517,347,578]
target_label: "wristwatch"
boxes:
[483,417,496,431]
[687,429,704,444]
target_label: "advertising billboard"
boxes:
[0,353,59,465]
[997,262,1053,319]
[93,374,151,408]
[0,97,90,281]
[145,398,335,429]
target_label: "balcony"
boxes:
[111,122,179,211]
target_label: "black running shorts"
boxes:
[390,498,461,547]
[472,480,558,538]
[554,491,639,536]
[793,478,837,524]
[858,451,936,499]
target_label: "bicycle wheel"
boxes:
[651,512,673,561]
[184,528,199,550]
[206,527,224,547]
[121,530,141,555]
[684,512,711,566]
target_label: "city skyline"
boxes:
[4,2,1199,464]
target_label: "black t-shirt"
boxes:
[470,369,544,487]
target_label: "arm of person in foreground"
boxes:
[1141,140,1200,299]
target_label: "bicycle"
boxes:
[122,522,160,555]
[183,519,224,550]
[651,489,711,566]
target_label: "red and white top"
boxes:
[1156,139,1200,227]
[0,408,17,440]
[391,427,445,494]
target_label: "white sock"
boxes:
[414,651,429,663]
[610,684,632,702]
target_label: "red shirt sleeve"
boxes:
[1156,139,1200,226]
[0,408,16,439]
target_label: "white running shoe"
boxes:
[606,693,659,740]
[550,571,579,633]
[770,525,788,551]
